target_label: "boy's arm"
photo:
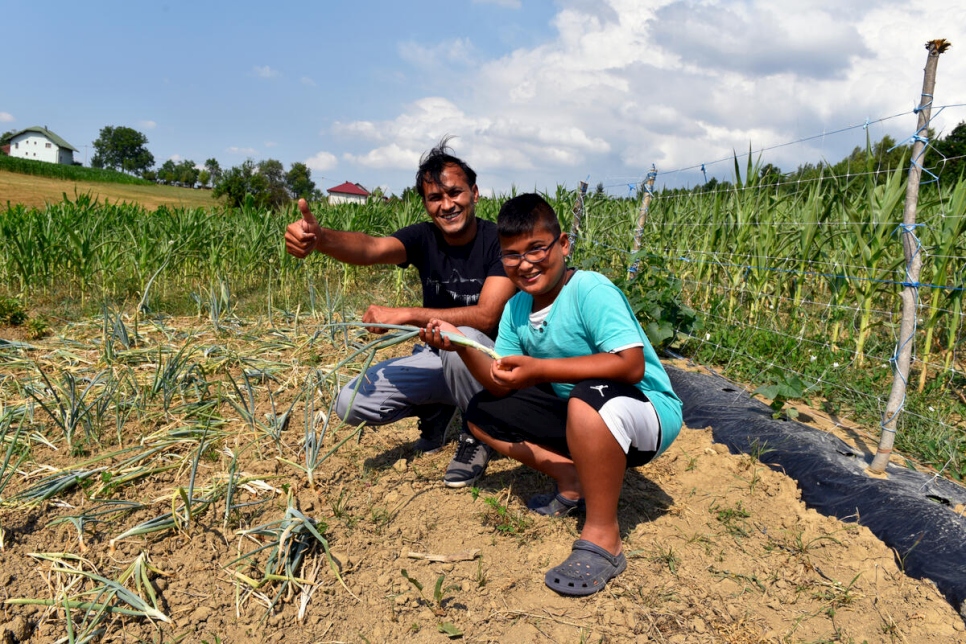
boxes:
[420,320,512,396]
[492,348,645,390]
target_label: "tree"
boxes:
[198,169,211,188]
[90,126,155,176]
[158,159,178,185]
[175,159,199,187]
[759,163,783,186]
[213,159,260,207]
[933,120,966,180]
[204,158,222,184]
[285,162,316,200]
[258,159,290,207]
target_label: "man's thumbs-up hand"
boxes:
[285,198,323,258]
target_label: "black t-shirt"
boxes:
[391,219,506,311]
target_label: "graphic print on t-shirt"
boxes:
[426,270,483,306]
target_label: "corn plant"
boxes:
[917,179,966,388]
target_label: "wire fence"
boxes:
[564,100,966,480]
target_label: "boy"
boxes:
[420,193,682,596]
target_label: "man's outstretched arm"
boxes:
[285,198,406,266]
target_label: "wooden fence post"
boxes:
[628,165,658,279]
[568,180,589,250]
[869,39,951,474]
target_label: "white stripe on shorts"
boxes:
[598,396,661,455]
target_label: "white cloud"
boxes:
[305,151,338,171]
[331,120,383,142]
[0,112,15,123]
[473,0,521,7]
[333,0,966,191]
[399,38,478,68]
[344,144,421,170]
[264,141,277,148]
[168,154,182,162]
[300,76,317,86]
[252,65,279,79]
[227,146,257,155]
[139,120,157,130]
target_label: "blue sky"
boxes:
[3,1,964,196]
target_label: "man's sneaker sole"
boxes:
[444,474,481,489]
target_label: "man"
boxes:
[284,139,514,487]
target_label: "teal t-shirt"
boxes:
[494,270,683,456]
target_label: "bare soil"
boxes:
[0,318,963,643]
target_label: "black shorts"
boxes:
[465,379,660,467]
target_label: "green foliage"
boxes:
[286,162,316,199]
[258,158,290,207]
[90,125,155,176]
[614,252,702,350]
[158,158,200,186]
[204,158,223,184]
[25,315,50,339]
[0,154,153,184]
[714,501,751,538]
[401,570,460,621]
[0,296,27,326]
[213,158,290,208]
[753,368,810,419]
[933,120,966,180]
[480,495,531,535]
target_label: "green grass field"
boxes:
[0,168,217,210]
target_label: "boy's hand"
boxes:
[419,319,462,351]
[285,199,324,258]
[490,354,541,389]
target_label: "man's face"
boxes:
[421,164,479,243]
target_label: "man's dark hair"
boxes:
[497,193,561,239]
[415,136,477,197]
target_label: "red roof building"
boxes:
[327,181,370,204]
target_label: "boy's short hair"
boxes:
[497,193,562,239]
[415,136,477,198]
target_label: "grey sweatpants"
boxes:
[334,326,493,426]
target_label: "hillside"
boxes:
[0,169,218,210]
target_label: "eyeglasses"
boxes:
[500,236,560,267]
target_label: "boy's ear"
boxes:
[560,232,571,257]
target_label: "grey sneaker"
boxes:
[413,405,457,455]
[444,432,494,488]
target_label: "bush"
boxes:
[0,296,27,326]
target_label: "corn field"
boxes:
[0,170,964,478]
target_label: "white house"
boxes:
[327,181,370,205]
[8,126,78,164]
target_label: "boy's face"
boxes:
[500,226,570,308]
[421,164,479,245]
